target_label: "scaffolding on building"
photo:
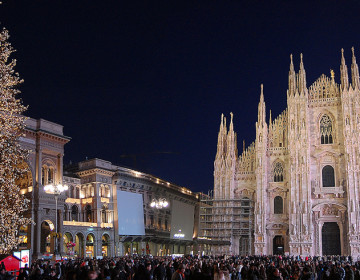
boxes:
[198,191,254,255]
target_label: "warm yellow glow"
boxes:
[101,197,110,203]
[81,198,93,204]
[63,221,97,227]
[65,198,81,204]
[100,223,113,228]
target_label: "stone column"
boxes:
[338,221,344,255]
[59,207,64,255]
[33,210,42,258]
[57,154,63,184]
[318,222,323,256]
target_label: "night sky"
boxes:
[1,1,360,193]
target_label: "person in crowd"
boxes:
[345,265,354,280]
[172,264,186,280]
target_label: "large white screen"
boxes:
[170,200,194,241]
[117,190,145,235]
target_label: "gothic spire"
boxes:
[298,53,307,94]
[288,54,296,96]
[340,48,349,90]
[226,112,236,159]
[269,109,272,125]
[216,113,226,159]
[351,47,360,90]
[258,84,266,126]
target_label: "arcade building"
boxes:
[17,118,199,259]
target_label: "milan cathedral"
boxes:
[213,48,360,257]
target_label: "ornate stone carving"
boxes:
[322,205,339,216]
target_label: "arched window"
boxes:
[85,205,92,222]
[322,165,335,187]
[71,205,78,221]
[274,196,283,214]
[320,115,333,144]
[273,162,284,182]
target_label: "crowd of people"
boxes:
[0,255,360,280]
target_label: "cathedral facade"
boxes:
[213,48,360,257]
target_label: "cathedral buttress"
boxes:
[254,84,269,255]
[351,47,360,91]
[287,54,312,255]
[225,113,237,200]
[214,114,227,199]
[342,48,360,256]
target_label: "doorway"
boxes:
[273,235,284,255]
[322,222,341,255]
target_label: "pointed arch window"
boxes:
[322,165,335,187]
[274,196,283,214]
[273,162,284,182]
[320,115,333,144]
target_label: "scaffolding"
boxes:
[198,191,254,255]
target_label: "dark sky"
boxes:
[1,1,359,193]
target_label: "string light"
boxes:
[0,27,32,254]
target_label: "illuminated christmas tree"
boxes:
[0,27,31,254]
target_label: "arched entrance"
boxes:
[86,233,95,258]
[63,232,74,257]
[102,234,110,257]
[40,220,55,255]
[273,235,284,255]
[75,233,84,258]
[322,222,341,255]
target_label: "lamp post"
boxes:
[44,183,68,259]
[150,198,169,209]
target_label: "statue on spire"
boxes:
[340,48,349,90]
[351,47,360,89]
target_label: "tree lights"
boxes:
[0,27,32,254]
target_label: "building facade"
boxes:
[18,119,199,259]
[208,49,360,257]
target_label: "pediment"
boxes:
[312,202,347,212]
[268,182,288,193]
[312,149,341,159]
[266,223,288,230]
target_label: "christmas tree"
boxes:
[0,27,31,254]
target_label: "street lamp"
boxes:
[150,198,169,209]
[44,183,68,259]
